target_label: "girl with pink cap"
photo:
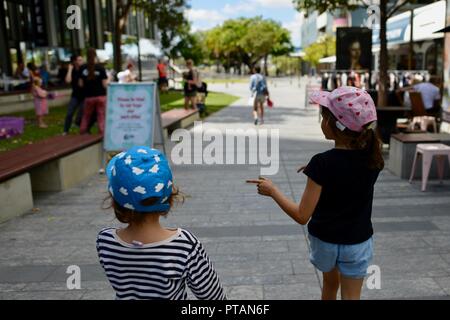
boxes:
[248,86,384,300]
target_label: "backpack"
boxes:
[255,75,268,95]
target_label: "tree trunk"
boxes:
[264,55,268,76]
[408,8,414,70]
[113,17,122,74]
[113,1,132,74]
[378,0,388,107]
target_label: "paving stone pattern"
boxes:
[1,78,449,300]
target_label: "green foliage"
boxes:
[0,91,239,151]
[113,0,189,71]
[293,0,358,14]
[160,91,239,117]
[143,0,190,54]
[303,35,335,67]
[204,17,293,70]
[170,28,208,65]
[0,106,98,152]
[271,56,301,76]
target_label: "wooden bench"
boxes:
[0,134,103,223]
[0,108,197,223]
[388,133,450,179]
[161,108,200,139]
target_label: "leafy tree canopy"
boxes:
[204,17,293,70]
[303,34,336,66]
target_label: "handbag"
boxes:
[267,98,273,108]
[248,94,256,107]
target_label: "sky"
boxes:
[186,0,304,47]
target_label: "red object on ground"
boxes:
[267,98,274,108]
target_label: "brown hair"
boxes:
[104,186,185,225]
[321,107,384,170]
[86,48,97,80]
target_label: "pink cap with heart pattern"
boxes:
[309,86,377,132]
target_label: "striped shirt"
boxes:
[96,227,226,300]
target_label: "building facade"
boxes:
[372,0,446,75]
[299,6,366,74]
[300,7,366,49]
[0,0,161,78]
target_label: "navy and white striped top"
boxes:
[96,228,226,300]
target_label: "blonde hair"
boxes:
[33,77,42,87]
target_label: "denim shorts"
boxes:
[308,234,373,279]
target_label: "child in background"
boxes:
[97,146,226,300]
[196,81,208,115]
[248,86,383,300]
[31,77,49,128]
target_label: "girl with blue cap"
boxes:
[96,146,226,300]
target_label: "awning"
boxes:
[372,0,445,45]
[434,26,450,33]
[290,51,305,58]
[319,56,336,63]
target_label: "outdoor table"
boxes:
[388,132,450,179]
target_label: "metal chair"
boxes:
[409,91,437,132]
[409,143,450,191]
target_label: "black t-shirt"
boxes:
[71,67,84,100]
[79,64,107,98]
[303,149,380,245]
[183,69,197,94]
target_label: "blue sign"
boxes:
[104,83,156,151]
[372,13,410,45]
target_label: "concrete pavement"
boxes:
[1,78,450,299]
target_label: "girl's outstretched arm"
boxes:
[247,177,322,225]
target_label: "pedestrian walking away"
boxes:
[248,86,384,300]
[249,66,269,125]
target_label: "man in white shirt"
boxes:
[117,63,136,83]
[398,76,441,116]
[413,80,441,111]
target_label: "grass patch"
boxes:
[0,107,87,152]
[160,90,239,116]
[203,78,249,84]
[0,90,239,152]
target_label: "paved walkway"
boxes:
[1,78,450,299]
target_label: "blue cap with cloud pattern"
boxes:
[106,146,173,213]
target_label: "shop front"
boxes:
[372,0,446,78]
